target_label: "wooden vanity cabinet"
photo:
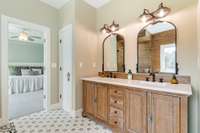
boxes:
[149,93,182,133]
[83,81,108,122]
[83,81,188,133]
[83,81,95,116]
[95,83,108,121]
[125,89,147,133]
[108,85,125,132]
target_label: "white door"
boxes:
[59,25,73,112]
[43,37,48,110]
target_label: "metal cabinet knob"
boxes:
[67,72,70,81]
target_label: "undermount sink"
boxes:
[135,80,167,88]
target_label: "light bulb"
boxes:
[100,24,109,34]
[141,15,148,23]
[110,21,119,32]
[158,9,165,17]
[110,25,116,32]
[153,3,171,18]
[102,28,107,34]
[19,32,28,41]
[139,9,153,23]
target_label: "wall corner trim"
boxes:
[0,118,9,127]
[48,103,62,110]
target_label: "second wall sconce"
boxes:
[100,21,120,34]
[139,3,171,23]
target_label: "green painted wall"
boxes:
[8,40,44,63]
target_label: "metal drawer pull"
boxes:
[148,115,153,122]
[114,90,118,93]
[114,121,118,124]
[114,100,118,103]
[114,111,118,114]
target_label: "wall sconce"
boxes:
[100,21,120,34]
[139,9,153,23]
[139,3,171,23]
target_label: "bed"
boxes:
[9,75,43,95]
[8,66,44,95]
[8,66,44,119]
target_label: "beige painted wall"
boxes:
[97,1,199,133]
[59,0,75,29]
[59,0,98,110]
[74,0,98,110]
[197,0,200,132]
[0,0,59,118]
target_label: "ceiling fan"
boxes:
[10,31,42,42]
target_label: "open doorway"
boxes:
[1,15,51,122]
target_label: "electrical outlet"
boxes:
[92,62,96,68]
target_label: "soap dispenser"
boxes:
[171,74,178,84]
[128,69,133,80]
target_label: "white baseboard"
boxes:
[48,103,83,116]
[74,108,83,115]
[63,108,83,116]
[67,108,83,116]
[48,103,61,110]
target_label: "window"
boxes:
[160,44,176,73]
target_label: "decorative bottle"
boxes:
[128,69,133,80]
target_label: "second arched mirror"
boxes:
[137,21,178,74]
[103,33,125,72]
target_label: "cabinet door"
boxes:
[125,89,147,133]
[95,83,108,121]
[83,81,95,116]
[150,93,180,133]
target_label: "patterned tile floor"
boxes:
[11,109,112,133]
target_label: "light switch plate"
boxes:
[51,63,57,68]
[80,62,83,68]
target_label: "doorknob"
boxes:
[67,72,70,81]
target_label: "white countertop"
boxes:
[81,77,192,96]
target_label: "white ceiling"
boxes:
[40,0,71,9]
[40,0,111,9]
[146,22,175,34]
[83,0,111,8]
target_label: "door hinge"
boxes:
[59,66,62,71]
[60,94,62,99]
[60,40,62,44]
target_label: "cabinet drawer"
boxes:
[109,86,124,97]
[109,117,123,129]
[110,96,124,109]
[110,107,123,118]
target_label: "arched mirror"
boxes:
[102,33,125,72]
[137,21,178,74]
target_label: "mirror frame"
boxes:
[136,20,179,74]
[102,33,125,72]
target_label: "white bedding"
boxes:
[9,90,44,119]
[9,75,43,94]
